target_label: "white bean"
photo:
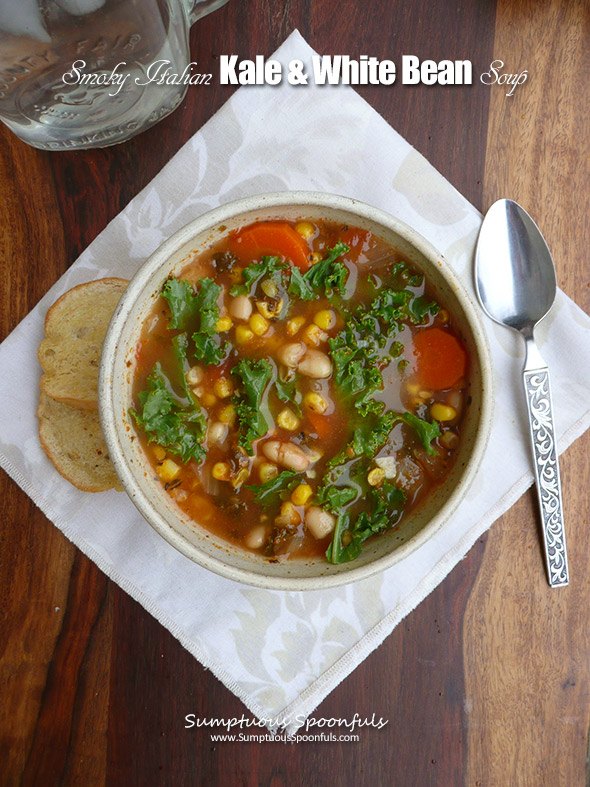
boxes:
[229,294,252,321]
[277,341,306,368]
[297,349,332,379]
[245,525,268,550]
[207,421,227,445]
[305,506,336,540]
[186,365,204,385]
[262,440,310,472]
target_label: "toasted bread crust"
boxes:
[38,278,129,409]
[38,393,122,493]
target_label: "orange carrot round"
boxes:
[412,327,467,390]
[229,222,311,270]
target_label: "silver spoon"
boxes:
[475,199,568,587]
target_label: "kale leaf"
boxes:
[326,482,406,564]
[274,377,302,416]
[316,485,357,512]
[162,279,199,330]
[231,358,273,455]
[230,256,288,297]
[162,278,227,366]
[288,266,314,300]
[245,470,299,508]
[301,241,350,295]
[131,363,206,464]
[401,412,441,455]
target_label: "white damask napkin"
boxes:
[2,31,590,734]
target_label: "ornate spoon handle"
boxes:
[523,341,569,587]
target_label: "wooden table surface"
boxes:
[2,1,589,784]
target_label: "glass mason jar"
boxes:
[0,0,228,150]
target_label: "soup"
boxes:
[131,219,469,563]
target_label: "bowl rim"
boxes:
[99,190,493,590]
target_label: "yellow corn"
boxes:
[157,458,181,483]
[419,390,433,400]
[291,483,312,506]
[232,467,250,488]
[280,501,301,525]
[295,221,315,239]
[313,309,335,330]
[437,308,449,323]
[214,377,234,399]
[261,279,278,298]
[202,392,217,407]
[430,403,457,422]
[256,299,283,319]
[303,392,328,414]
[152,445,166,461]
[405,382,420,396]
[235,325,254,343]
[309,252,322,265]
[218,404,237,426]
[216,316,233,332]
[440,430,459,449]
[249,313,270,336]
[259,462,279,483]
[277,407,300,431]
[286,316,306,336]
[303,323,324,346]
[367,467,386,487]
[212,462,231,481]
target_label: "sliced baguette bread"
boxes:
[38,393,123,492]
[38,278,129,410]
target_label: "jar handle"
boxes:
[184,0,229,25]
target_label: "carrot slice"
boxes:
[229,222,311,270]
[412,327,467,390]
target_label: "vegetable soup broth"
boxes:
[132,220,469,564]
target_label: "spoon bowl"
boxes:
[476,199,557,335]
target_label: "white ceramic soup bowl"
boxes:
[99,192,493,590]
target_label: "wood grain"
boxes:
[464,1,590,785]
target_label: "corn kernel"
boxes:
[235,325,254,343]
[430,403,457,422]
[157,458,181,483]
[291,483,313,506]
[218,404,237,426]
[405,382,420,396]
[186,365,204,385]
[232,467,250,488]
[256,299,283,319]
[440,430,459,449]
[259,462,279,483]
[313,309,335,330]
[309,252,322,265]
[213,377,234,399]
[303,392,328,414]
[152,445,166,461]
[277,407,300,431]
[216,316,233,332]
[249,313,270,336]
[202,392,217,407]
[286,316,306,336]
[295,221,315,239]
[280,501,301,525]
[367,467,386,487]
[303,323,325,346]
[212,462,231,481]
[419,390,433,400]
[437,308,449,323]
[261,279,278,298]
